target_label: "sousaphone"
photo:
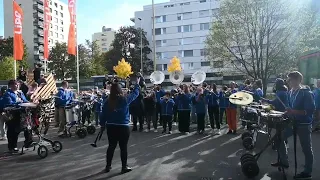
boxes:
[191,71,206,85]
[170,71,184,85]
[150,71,165,85]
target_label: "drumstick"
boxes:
[275,95,288,109]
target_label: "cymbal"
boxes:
[229,91,253,105]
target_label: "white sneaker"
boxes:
[173,122,177,126]
[145,129,149,132]
[216,130,221,135]
[58,132,64,136]
[154,129,158,132]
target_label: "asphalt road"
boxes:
[0,124,319,180]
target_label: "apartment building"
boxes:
[92,26,115,53]
[3,0,70,66]
[133,0,245,85]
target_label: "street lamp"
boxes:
[138,18,143,75]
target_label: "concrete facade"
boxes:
[133,0,222,76]
[92,26,115,53]
[3,0,70,66]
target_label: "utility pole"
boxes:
[138,18,143,76]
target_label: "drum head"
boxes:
[19,103,37,108]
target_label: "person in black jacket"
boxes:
[129,87,145,132]
[143,91,156,132]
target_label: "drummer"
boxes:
[276,71,315,180]
[252,79,263,102]
[55,81,73,136]
[261,78,288,112]
[3,80,32,152]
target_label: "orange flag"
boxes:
[44,0,51,60]
[68,0,76,55]
[13,1,24,60]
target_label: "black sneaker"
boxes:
[132,127,137,132]
[121,166,132,174]
[162,130,166,134]
[294,172,312,180]
[227,130,233,134]
[271,162,289,169]
[105,166,112,173]
[233,130,237,134]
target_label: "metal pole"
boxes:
[152,0,156,71]
[14,60,17,79]
[140,19,143,75]
[76,2,80,93]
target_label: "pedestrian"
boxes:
[0,87,7,140]
[160,91,175,134]
[219,86,228,125]
[100,77,140,174]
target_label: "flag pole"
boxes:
[76,3,79,94]
[14,60,17,79]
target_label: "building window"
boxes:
[50,8,52,13]
[184,50,193,57]
[54,2,57,7]
[156,40,162,47]
[101,38,107,41]
[163,15,167,22]
[200,0,206,3]
[54,17,58,23]
[60,13,63,18]
[60,34,64,39]
[155,15,167,23]
[50,31,53,36]
[156,64,167,71]
[188,62,194,69]
[212,8,220,17]
[155,28,166,35]
[60,5,63,10]
[200,23,210,30]
[200,49,208,56]
[183,25,192,32]
[55,33,58,38]
[177,12,192,20]
[102,48,108,51]
[201,61,210,66]
[50,23,52,28]
[60,20,63,25]
[199,10,209,17]
[60,27,63,32]
[213,61,223,68]
[155,28,161,35]
[162,40,167,46]
[54,10,58,15]
[54,25,58,30]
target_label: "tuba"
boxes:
[191,71,206,85]
[169,71,184,85]
[150,71,165,85]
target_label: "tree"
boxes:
[104,26,153,75]
[48,42,74,80]
[205,0,317,93]
[85,40,107,76]
[0,37,29,68]
[0,57,15,80]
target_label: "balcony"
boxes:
[33,4,44,12]
[33,12,44,20]
[34,29,44,37]
[33,0,43,5]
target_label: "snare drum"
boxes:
[260,112,289,129]
[240,106,259,123]
[19,103,38,108]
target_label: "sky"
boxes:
[0,0,168,44]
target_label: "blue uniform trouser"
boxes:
[279,124,313,175]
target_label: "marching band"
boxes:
[0,69,317,180]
